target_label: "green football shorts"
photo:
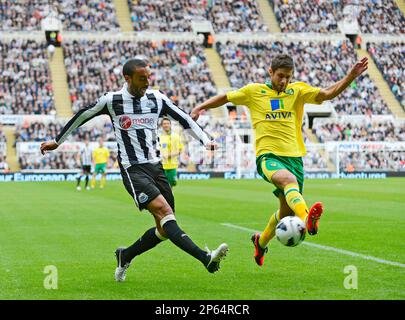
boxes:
[94,163,107,174]
[256,152,304,198]
[164,168,178,187]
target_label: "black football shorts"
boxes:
[82,165,91,174]
[120,162,174,211]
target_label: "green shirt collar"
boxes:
[265,81,273,90]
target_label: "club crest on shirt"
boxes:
[138,193,149,203]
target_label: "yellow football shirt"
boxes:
[160,131,183,170]
[92,147,110,164]
[227,82,321,157]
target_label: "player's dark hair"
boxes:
[271,54,294,72]
[161,117,171,125]
[122,58,148,77]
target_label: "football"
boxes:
[276,216,306,247]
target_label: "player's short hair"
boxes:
[122,58,148,77]
[271,54,294,72]
[161,117,171,125]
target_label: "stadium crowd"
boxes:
[14,120,115,144]
[128,0,267,33]
[63,39,216,113]
[313,120,405,142]
[270,0,405,34]
[340,151,405,172]
[0,155,9,173]
[0,39,55,115]
[368,42,404,108]
[0,0,119,31]
[19,148,118,171]
[270,0,341,33]
[303,150,328,171]
[0,125,6,143]
[19,152,79,170]
[178,119,244,172]
[0,125,8,173]
[217,39,390,115]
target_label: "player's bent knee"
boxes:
[148,196,173,221]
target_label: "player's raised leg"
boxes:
[271,169,323,235]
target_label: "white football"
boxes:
[276,216,306,247]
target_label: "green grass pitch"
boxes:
[0,178,404,300]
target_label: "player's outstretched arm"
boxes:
[315,57,368,104]
[40,95,109,155]
[191,94,229,121]
[160,94,217,150]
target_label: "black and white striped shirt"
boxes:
[55,84,211,169]
[80,145,92,166]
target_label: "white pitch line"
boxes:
[221,223,405,269]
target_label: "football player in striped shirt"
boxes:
[40,58,228,281]
[76,138,92,191]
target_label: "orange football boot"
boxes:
[307,202,324,235]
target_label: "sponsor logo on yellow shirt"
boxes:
[265,112,292,120]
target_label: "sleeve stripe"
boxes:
[56,103,107,144]
[161,98,212,145]
[162,100,190,129]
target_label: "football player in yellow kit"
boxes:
[191,54,368,266]
[159,118,184,187]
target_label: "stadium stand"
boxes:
[0,154,9,173]
[127,0,268,33]
[313,118,405,142]
[339,151,405,172]
[14,118,117,171]
[19,150,119,170]
[0,125,6,143]
[270,0,341,33]
[63,39,217,113]
[0,39,56,115]
[179,117,253,172]
[303,150,329,171]
[0,0,120,31]
[367,42,404,109]
[216,39,390,115]
[2,1,404,175]
[14,120,115,144]
[0,124,9,173]
[269,0,405,34]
